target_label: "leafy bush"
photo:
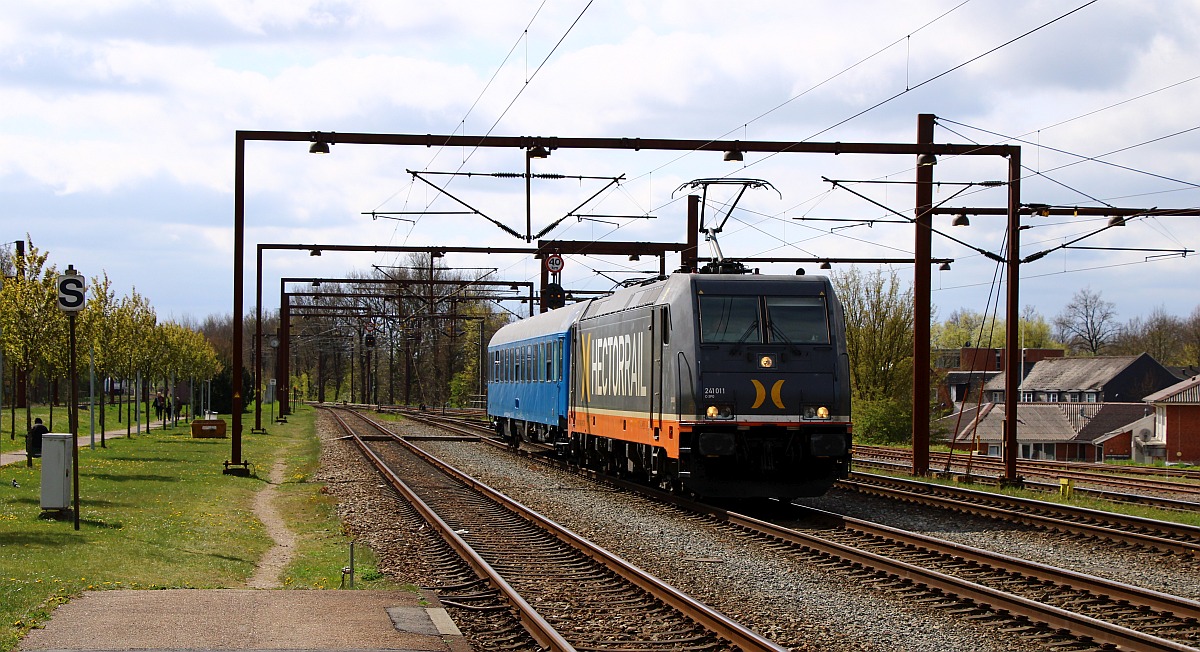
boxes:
[852,397,912,445]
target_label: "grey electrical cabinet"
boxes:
[40,433,72,511]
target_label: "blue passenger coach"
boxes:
[487,301,589,441]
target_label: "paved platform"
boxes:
[2,426,138,467]
[19,589,469,652]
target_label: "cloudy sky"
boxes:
[3,0,1199,328]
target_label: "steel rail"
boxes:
[852,457,1200,512]
[325,408,575,652]
[857,445,1200,485]
[794,504,1200,620]
[843,473,1200,556]
[574,471,1200,651]
[341,407,788,652]
[377,408,1200,650]
[698,505,1198,651]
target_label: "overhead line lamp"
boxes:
[723,149,744,162]
[1108,215,1126,227]
[916,152,937,167]
[527,145,550,159]
[952,213,970,227]
[309,131,333,154]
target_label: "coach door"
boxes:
[650,305,667,439]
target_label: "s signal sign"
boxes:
[57,266,86,313]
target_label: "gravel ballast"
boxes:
[318,412,1200,651]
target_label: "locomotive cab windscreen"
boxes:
[698,295,830,345]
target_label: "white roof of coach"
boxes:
[488,300,591,348]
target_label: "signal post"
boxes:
[57,265,86,530]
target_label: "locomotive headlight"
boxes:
[804,406,832,420]
[817,406,830,419]
[705,404,734,419]
[759,354,775,369]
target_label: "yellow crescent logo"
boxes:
[771,380,786,409]
[751,379,787,409]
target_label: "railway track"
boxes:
[390,407,1200,554]
[771,505,1200,650]
[360,407,1200,651]
[858,444,1200,481]
[855,445,1200,509]
[394,408,1200,549]
[323,406,786,652]
[842,472,1200,557]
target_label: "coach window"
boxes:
[699,295,760,343]
[553,340,562,381]
[766,296,829,344]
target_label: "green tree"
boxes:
[0,238,63,432]
[79,272,122,431]
[1183,306,1200,368]
[832,268,914,443]
[931,308,1001,349]
[1019,305,1058,349]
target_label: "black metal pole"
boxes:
[69,313,80,531]
[912,113,934,476]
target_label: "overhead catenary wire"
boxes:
[374,1,1192,307]
[616,1,1103,268]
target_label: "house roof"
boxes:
[1095,414,1156,445]
[943,370,1000,385]
[939,402,1150,444]
[982,355,1141,392]
[1143,375,1200,404]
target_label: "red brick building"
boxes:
[1143,376,1200,464]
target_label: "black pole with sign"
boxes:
[58,265,86,530]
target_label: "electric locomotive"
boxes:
[487,271,852,498]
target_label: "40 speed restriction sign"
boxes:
[545,254,564,273]
[57,265,86,313]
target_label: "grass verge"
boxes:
[0,403,401,652]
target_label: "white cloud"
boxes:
[2,0,1200,322]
